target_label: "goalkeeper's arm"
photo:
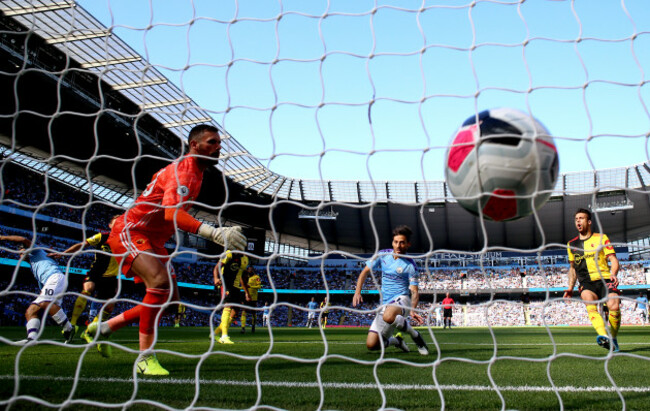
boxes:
[164,208,246,250]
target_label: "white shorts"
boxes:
[307,311,316,320]
[33,273,67,306]
[369,294,411,340]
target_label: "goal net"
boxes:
[1,0,649,409]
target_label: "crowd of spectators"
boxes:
[2,163,120,232]
[2,163,650,331]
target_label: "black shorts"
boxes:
[83,274,118,300]
[322,312,329,319]
[579,279,620,300]
[242,299,257,309]
[444,308,453,318]
[222,288,246,305]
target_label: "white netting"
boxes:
[1,0,650,409]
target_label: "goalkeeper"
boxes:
[85,124,246,376]
[352,225,429,355]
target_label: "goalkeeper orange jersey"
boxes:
[567,233,616,283]
[119,156,204,248]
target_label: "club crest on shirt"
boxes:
[396,267,403,274]
[177,185,189,197]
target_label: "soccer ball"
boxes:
[444,108,559,221]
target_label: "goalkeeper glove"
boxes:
[198,224,246,250]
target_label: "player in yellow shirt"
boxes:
[320,297,331,328]
[213,250,250,344]
[239,266,262,333]
[173,304,186,328]
[50,216,119,356]
[564,208,621,352]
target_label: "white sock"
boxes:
[51,309,68,325]
[51,310,73,332]
[26,318,40,340]
[387,336,398,347]
[392,315,418,338]
[100,322,112,336]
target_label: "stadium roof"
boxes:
[1,1,650,254]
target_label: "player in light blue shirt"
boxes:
[306,297,319,328]
[0,235,74,345]
[352,225,429,355]
[634,292,649,324]
[262,302,270,326]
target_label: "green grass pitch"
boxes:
[1,326,650,410]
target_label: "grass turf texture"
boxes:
[1,326,650,410]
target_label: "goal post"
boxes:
[1,1,649,410]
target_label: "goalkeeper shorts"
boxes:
[106,221,172,282]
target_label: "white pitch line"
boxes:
[83,339,650,347]
[0,375,649,393]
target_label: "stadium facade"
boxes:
[1,1,650,257]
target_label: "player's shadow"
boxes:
[618,346,650,355]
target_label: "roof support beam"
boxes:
[140,98,191,110]
[162,117,212,128]
[231,169,266,183]
[270,177,287,197]
[47,31,110,44]
[244,173,272,189]
[2,1,74,16]
[257,175,280,194]
[80,56,142,68]
[224,166,265,178]
[111,78,167,90]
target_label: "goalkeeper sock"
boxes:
[609,309,621,338]
[587,305,607,336]
[139,288,170,351]
[241,312,247,329]
[106,305,142,333]
[70,291,89,326]
[219,307,232,337]
[392,315,418,338]
[26,318,40,340]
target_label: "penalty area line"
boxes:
[0,375,649,393]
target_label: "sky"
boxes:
[75,0,650,184]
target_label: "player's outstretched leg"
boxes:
[137,353,169,376]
